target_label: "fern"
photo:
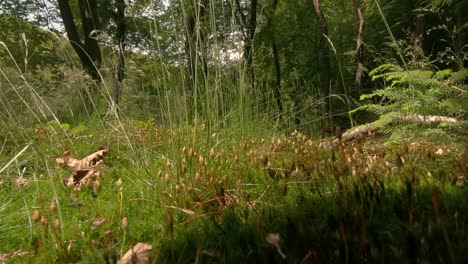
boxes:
[355,63,467,142]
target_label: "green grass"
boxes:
[0,119,467,263]
[1,1,466,262]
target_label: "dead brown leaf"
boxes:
[56,147,108,189]
[56,147,108,172]
[117,243,152,264]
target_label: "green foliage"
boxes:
[1,1,468,261]
[354,63,467,141]
[1,121,467,262]
[0,15,63,69]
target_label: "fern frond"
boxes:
[355,64,467,143]
[359,89,386,100]
[353,104,388,115]
[369,63,401,78]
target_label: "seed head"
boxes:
[209,147,216,159]
[121,216,128,229]
[116,178,123,188]
[31,209,40,222]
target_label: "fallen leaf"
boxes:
[57,147,108,190]
[76,168,95,182]
[56,147,108,172]
[63,169,95,189]
[117,243,152,264]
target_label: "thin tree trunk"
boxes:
[113,0,126,106]
[185,9,196,98]
[242,0,257,88]
[234,0,247,30]
[270,0,283,117]
[311,0,331,98]
[271,35,283,116]
[185,0,209,99]
[353,0,364,96]
[78,0,101,79]
[455,2,468,68]
[412,0,425,58]
[57,0,101,80]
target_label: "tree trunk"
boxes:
[455,1,468,68]
[311,0,331,98]
[270,0,283,118]
[234,0,247,33]
[185,0,209,99]
[185,9,196,99]
[353,0,364,96]
[242,0,257,88]
[271,35,283,116]
[113,0,126,106]
[57,0,101,80]
[412,0,425,58]
[234,0,257,88]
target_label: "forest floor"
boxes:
[0,119,467,263]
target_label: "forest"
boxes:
[0,0,467,263]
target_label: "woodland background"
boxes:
[0,0,467,263]
[0,0,465,133]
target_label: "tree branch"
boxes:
[322,114,464,148]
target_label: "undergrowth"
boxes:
[0,119,467,263]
